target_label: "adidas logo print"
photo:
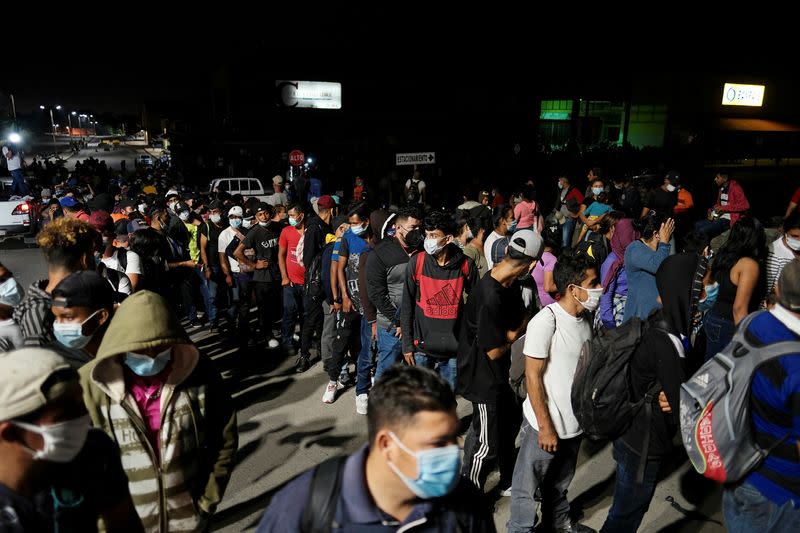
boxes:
[694,373,709,387]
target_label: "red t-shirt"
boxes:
[792,187,800,205]
[279,226,306,285]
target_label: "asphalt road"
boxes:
[0,243,727,533]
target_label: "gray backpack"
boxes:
[679,311,800,483]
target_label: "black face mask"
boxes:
[403,229,424,251]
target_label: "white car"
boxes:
[209,177,272,202]
[0,178,40,243]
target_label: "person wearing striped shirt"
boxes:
[764,212,800,307]
[13,218,97,348]
[723,260,800,532]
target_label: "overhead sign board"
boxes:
[722,83,765,107]
[276,81,342,109]
[396,152,436,166]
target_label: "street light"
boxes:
[8,133,21,144]
[68,111,76,135]
[40,104,60,156]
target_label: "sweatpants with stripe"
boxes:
[461,387,521,491]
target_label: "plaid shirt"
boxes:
[12,280,55,346]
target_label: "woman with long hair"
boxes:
[704,216,767,360]
[623,212,675,323]
[598,218,639,330]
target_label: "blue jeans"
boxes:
[704,311,736,361]
[694,218,731,239]
[600,440,662,533]
[414,352,457,389]
[375,325,403,379]
[507,419,583,532]
[356,316,374,395]
[723,482,800,533]
[9,169,26,197]
[282,285,305,349]
[190,267,215,322]
[561,217,577,249]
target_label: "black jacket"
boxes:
[366,238,412,330]
[302,214,333,270]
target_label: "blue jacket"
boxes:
[623,241,670,323]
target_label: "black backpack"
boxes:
[304,242,332,301]
[571,317,662,445]
[300,456,348,533]
[407,179,421,204]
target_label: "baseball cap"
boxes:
[255,202,270,214]
[243,209,255,221]
[508,229,543,260]
[317,195,336,210]
[0,348,78,421]
[273,175,284,185]
[59,196,78,208]
[165,189,179,198]
[127,219,149,234]
[666,171,681,185]
[52,271,116,310]
[41,188,52,199]
[182,191,197,201]
[119,198,136,210]
[777,259,800,312]
[228,206,244,217]
[491,237,509,265]
[87,210,112,233]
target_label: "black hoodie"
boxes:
[401,245,478,358]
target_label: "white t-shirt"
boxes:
[405,178,426,193]
[2,147,21,172]
[483,230,503,270]
[719,188,731,220]
[522,302,592,439]
[266,191,288,206]
[766,236,797,297]
[102,250,142,295]
[218,227,241,273]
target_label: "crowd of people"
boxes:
[0,155,798,533]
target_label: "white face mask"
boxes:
[786,235,800,252]
[242,219,254,229]
[178,211,190,221]
[138,203,147,213]
[666,184,677,192]
[424,237,446,256]
[209,214,222,224]
[0,277,22,307]
[12,415,91,463]
[572,284,603,312]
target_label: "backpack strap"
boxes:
[300,455,348,533]
[637,380,662,484]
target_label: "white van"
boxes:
[209,177,271,202]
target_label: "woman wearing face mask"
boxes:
[484,204,515,270]
[600,254,691,533]
[51,271,116,364]
[577,179,613,243]
[79,290,238,532]
[623,213,674,323]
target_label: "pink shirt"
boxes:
[125,365,171,453]
[514,201,538,230]
[532,251,558,306]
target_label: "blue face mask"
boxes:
[229,218,242,229]
[350,224,366,236]
[698,282,719,312]
[288,216,299,227]
[124,348,172,377]
[592,187,604,196]
[53,310,101,350]
[387,431,461,499]
[507,219,518,234]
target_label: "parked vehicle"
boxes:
[209,177,271,202]
[0,177,41,243]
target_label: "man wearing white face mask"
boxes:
[256,365,495,532]
[0,347,143,532]
[764,211,800,306]
[50,271,116,366]
[508,251,600,533]
[401,210,478,390]
[79,290,239,532]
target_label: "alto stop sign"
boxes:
[289,150,305,166]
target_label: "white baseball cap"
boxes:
[0,348,76,421]
[508,229,543,259]
[228,206,244,217]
